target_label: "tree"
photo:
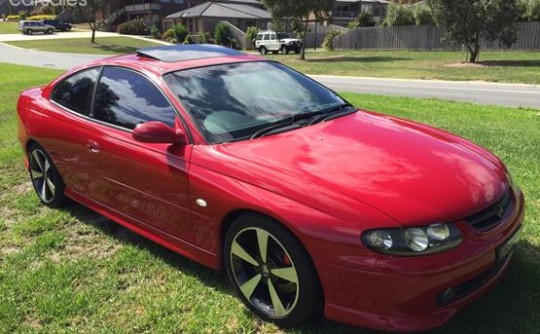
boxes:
[76,0,104,43]
[414,6,435,26]
[261,0,334,60]
[427,0,521,63]
[383,3,415,26]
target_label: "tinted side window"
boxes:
[51,68,100,116]
[94,67,176,130]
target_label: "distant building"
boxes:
[164,1,271,33]
[99,0,266,29]
[332,0,391,26]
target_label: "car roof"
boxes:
[78,44,265,76]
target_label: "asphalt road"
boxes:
[311,75,540,110]
[1,43,539,109]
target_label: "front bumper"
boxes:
[319,191,525,331]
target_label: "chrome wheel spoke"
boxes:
[46,178,56,196]
[271,267,298,284]
[267,279,287,317]
[44,159,51,173]
[32,151,44,171]
[256,229,269,263]
[31,169,43,180]
[240,273,262,299]
[40,177,48,199]
[231,240,259,267]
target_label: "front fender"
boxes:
[188,162,393,271]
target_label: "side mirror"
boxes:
[132,121,186,144]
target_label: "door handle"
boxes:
[86,140,100,153]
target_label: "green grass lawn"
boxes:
[266,50,540,84]
[0,63,538,334]
[0,21,19,34]
[5,37,163,55]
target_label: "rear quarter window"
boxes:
[51,68,100,116]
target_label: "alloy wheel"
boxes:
[229,227,300,318]
[29,149,56,204]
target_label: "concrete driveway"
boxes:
[0,30,122,42]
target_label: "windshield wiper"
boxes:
[250,110,329,139]
[250,103,355,140]
[308,103,356,125]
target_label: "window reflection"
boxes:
[165,62,344,143]
[52,68,100,116]
[93,67,176,130]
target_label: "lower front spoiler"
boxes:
[323,251,515,332]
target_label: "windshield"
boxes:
[164,61,346,143]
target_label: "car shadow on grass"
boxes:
[63,202,539,334]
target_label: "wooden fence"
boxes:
[333,22,540,50]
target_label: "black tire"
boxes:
[27,29,33,35]
[46,29,53,34]
[224,213,323,327]
[28,143,66,208]
[281,46,288,54]
[260,46,267,55]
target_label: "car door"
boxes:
[269,32,279,51]
[85,66,193,242]
[46,67,102,196]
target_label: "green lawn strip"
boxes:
[267,50,540,85]
[5,37,163,55]
[0,63,538,333]
[0,22,19,34]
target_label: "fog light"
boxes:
[406,228,428,252]
[438,288,457,305]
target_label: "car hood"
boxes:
[199,111,508,226]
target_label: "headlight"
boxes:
[362,223,462,256]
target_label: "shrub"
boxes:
[27,15,55,21]
[383,3,415,26]
[321,30,341,51]
[245,26,259,50]
[214,22,232,46]
[358,12,376,27]
[6,15,20,21]
[118,19,147,35]
[150,24,161,39]
[18,11,27,20]
[414,6,435,25]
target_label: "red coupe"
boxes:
[17,45,525,331]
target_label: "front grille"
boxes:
[464,188,515,231]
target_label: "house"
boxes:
[163,0,271,34]
[100,0,191,28]
[332,0,391,26]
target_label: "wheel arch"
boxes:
[219,208,322,290]
[25,138,39,154]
